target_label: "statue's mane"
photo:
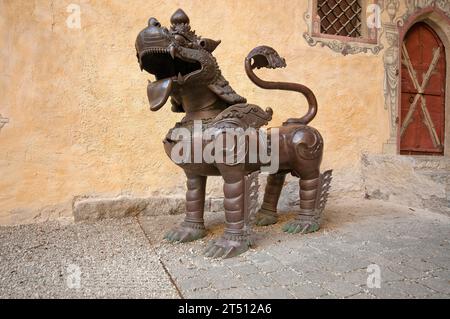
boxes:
[171,72,247,113]
[208,73,247,105]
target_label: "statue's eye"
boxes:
[174,35,186,45]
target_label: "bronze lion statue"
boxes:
[135,9,332,258]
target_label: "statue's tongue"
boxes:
[147,78,173,111]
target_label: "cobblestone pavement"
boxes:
[1,199,449,299]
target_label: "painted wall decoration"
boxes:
[383,1,401,147]
[400,0,450,24]
[0,114,9,133]
[383,25,400,145]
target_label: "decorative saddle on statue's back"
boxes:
[135,8,332,259]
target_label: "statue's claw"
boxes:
[254,209,278,226]
[204,235,251,259]
[164,222,206,243]
[282,219,320,234]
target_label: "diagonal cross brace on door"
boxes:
[400,44,442,148]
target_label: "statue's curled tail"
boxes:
[245,46,318,126]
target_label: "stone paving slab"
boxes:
[139,198,450,299]
[0,198,449,299]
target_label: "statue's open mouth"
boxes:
[140,48,202,83]
[139,48,203,111]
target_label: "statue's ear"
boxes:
[198,38,221,53]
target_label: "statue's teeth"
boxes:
[169,46,176,59]
[177,72,184,84]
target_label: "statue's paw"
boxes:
[282,219,320,234]
[164,222,206,243]
[203,235,251,259]
[254,209,278,227]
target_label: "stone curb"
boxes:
[73,195,228,222]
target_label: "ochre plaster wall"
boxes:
[0,0,390,224]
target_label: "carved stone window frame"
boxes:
[303,0,384,55]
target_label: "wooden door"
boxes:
[400,22,446,155]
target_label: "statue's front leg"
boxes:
[165,173,207,243]
[204,171,252,259]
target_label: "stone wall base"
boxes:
[72,167,364,222]
[5,154,448,225]
[361,154,449,215]
[73,154,450,222]
[72,195,228,222]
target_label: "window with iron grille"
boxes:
[304,0,382,55]
[317,0,362,38]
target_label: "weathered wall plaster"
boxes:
[0,0,447,225]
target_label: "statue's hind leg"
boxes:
[283,172,320,234]
[282,126,332,234]
[165,173,207,243]
[283,170,332,234]
[255,173,286,226]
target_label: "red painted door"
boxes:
[400,22,446,155]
